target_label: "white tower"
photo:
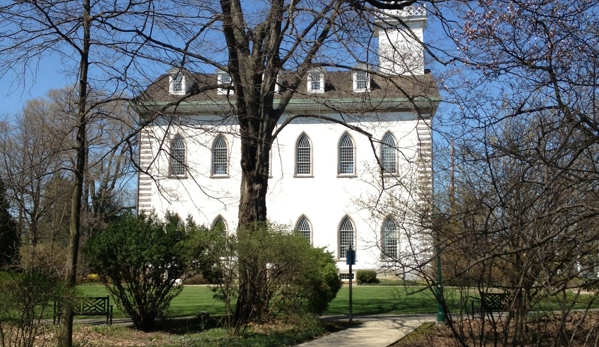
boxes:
[375,5,427,76]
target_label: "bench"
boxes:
[470,293,509,319]
[53,296,114,325]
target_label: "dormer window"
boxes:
[217,70,234,95]
[307,68,325,93]
[168,68,187,95]
[353,64,371,92]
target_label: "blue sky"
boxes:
[0,55,71,116]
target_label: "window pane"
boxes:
[339,217,354,259]
[382,218,398,259]
[169,135,185,176]
[310,72,320,91]
[221,74,231,84]
[381,133,397,174]
[296,135,311,175]
[356,72,367,89]
[296,216,311,242]
[172,74,183,92]
[213,135,228,175]
[339,134,354,174]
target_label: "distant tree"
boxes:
[0,178,18,268]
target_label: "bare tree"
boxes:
[0,0,150,339]
[128,0,442,327]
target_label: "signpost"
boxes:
[346,245,356,323]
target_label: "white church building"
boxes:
[134,6,439,278]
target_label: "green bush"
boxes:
[211,223,342,332]
[84,211,217,331]
[357,270,379,284]
[0,267,67,347]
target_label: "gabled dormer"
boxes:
[352,63,371,93]
[217,69,234,95]
[168,67,191,95]
[307,67,325,94]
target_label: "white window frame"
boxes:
[212,135,229,176]
[381,217,398,259]
[295,133,312,176]
[295,215,312,244]
[169,134,186,177]
[353,70,370,92]
[307,69,325,93]
[169,72,186,95]
[217,72,234,95]
[381,132,397,174]
[338,133,355,175]
[339,216,355,260]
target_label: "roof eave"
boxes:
[133,97,442,119]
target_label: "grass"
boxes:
[325,285,440,315]
[78,284,226,318]
[79,282,442,319]
[78,282,599,320]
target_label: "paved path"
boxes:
[297,314,436,347]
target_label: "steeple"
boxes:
[374,5,427,76]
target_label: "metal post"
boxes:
[349,244,353,323]
[435,222,445,323]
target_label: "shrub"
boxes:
[211,222,342,332]
[357,270,379,284]
[84,211,217,331]
[0,267,67,347]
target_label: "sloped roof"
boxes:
[135,70,441,115]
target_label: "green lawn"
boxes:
[75,283,599,319]
[78,284,226,318]
[325,285,439,315]
[79,283,440,318]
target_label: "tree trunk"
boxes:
[57,0,90,344]
[233,117,273,329]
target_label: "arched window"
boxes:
[381,217,398,259]
[296,134,312,175]
[169,134,186,176]
[295,216,312,243]
[381,132,397,174]
[212,216,228,236]
[339,216,355,259]
[212,135,228,176]
[338,133,355,175]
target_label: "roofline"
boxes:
[133,97,441,118]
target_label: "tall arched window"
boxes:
[381,217,398,259]
[169,134,186,176]
[295,215,312,243]
[338,133,355,175]
[339,216,355,259]
[381,132,397,174]
[296,134,312,175]
[212,216,228,236]
[212,135,228,176]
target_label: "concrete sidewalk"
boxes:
[297,314,436,347]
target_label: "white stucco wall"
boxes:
[138,109,431,275]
